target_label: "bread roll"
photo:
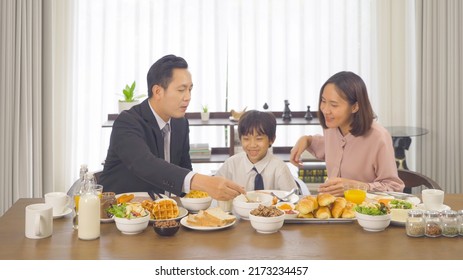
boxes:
[331,197,347,218]
[341,201,356,218]
[317,193,336,206]
[295,196,318,214]
[315,206,332,219]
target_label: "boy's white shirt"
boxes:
[215,151,297,191]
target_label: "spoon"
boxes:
[271,187,297,202]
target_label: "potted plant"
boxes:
[118,81,145,113]
[201,105,210,121]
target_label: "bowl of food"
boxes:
[108,202,150,234]
[233,192,273,219]
[275,202,299,219]
[153,220,180,236]
[355,202,391,232]
[248,205,285,234]
[180,190,212,212]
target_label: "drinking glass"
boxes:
[344,184,367,204]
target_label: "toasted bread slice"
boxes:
[203,207,236,226]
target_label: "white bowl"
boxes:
[114,213,150,235]
[232,193,273,219]
[248,211,285,234]
[275,202,298,219]
[180,196,212,212]
[355,211,391,232]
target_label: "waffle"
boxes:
[142,198,179,220]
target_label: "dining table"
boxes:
[1,194,462,260]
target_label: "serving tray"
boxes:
[284,218,356,224]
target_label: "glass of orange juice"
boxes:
[344,184,367,205]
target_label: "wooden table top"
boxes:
[1,195,462,260]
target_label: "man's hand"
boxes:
[191,174,245,200]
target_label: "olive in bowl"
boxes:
[153,220,180,236]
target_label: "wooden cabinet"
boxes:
[104,111,322,164]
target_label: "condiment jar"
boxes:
[458,210,463,236]
[406,210,425,237]
[441,210,459,237]
[424,210,442,237]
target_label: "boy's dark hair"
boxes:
[238,110,277,143]
[318,71,375,136]
[146,54,188,98]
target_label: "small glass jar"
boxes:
[457,210,463,236]
[406,210,425,237]
[424,210,442,237]
[441,210,458,237]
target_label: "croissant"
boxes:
[341,201,357,218]
[331,197,347,218]
[295,196,318,214]
[317,193,336,207]
[315,206,332,219]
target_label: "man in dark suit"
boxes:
[100,55,244,200]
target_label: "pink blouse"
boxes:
[307,122,404,192]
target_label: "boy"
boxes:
[215,110,298,191]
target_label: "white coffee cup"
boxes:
[422,189,445,210]
[25,203,53,239]
[217,200,233,213]
[45,192,71,216]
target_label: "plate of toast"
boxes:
[180,207,236,231]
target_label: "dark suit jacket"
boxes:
[99,99,192,195]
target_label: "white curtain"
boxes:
[415,0,463,193]
[1,0,43,215]
[0,0,73,216]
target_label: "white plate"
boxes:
[53,207,72,219]
[115,192,153,202]
[416,203,451,212]
[255,190,300,204]
[180,216,236,231]
[284,217,355,224]
[366,193,421,205]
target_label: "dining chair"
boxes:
[398,169,442,194]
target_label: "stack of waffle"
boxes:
[142,198,179,220]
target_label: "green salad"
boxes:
[389,199,413,209]
[107,203,148,219]
[355,202,389,216]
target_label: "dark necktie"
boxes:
[161,123,170,163]
[253,167,264,190]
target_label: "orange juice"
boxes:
[74,195,80,211]
[344,189,366,204]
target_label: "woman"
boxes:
[290,71,404,196]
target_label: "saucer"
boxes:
[416,203,451,212]
[53,207,72,219]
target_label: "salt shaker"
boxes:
[406,210,425,237]
[424,210,442,237]
[441,210,459,237]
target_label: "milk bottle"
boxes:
[78,174,100,240]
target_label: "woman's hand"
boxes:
[290,135,312,167]
[318,178,368,197]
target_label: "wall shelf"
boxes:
[104,111,322,164]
